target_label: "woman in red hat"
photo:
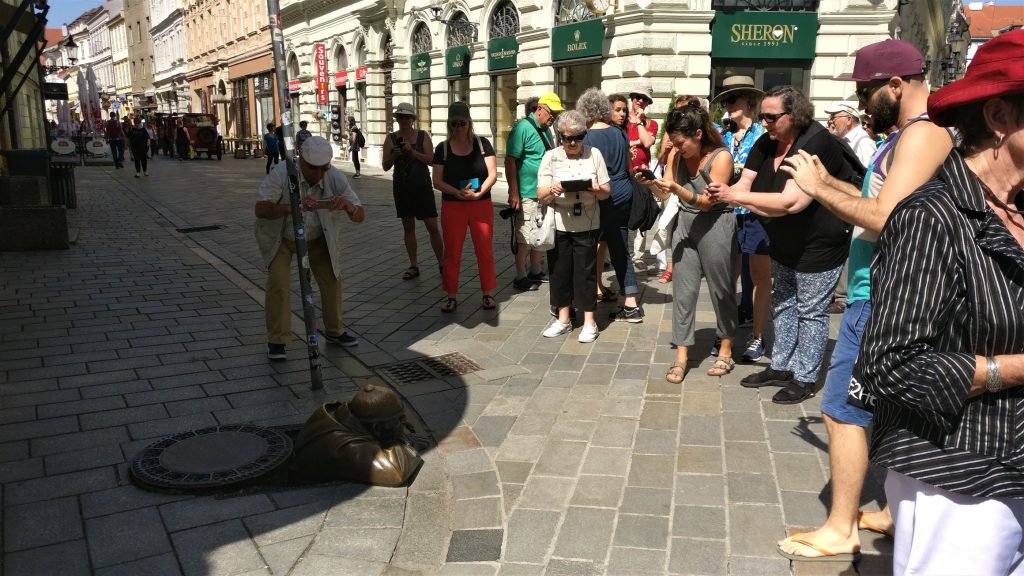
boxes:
[858,29,1024,575]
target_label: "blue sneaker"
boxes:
[740,336,764,363]
[267,343,287,361]
[322,331,358,347]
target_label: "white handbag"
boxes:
[527,204,556,252]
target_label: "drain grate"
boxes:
[377,352,482,386]
[176,225,224,234]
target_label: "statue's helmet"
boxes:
[349,385,404,423]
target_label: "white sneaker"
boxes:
[542,319,572,338]
[578,322,599,343]
[143,172,149,177]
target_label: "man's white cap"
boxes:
[301,136,333,166]
[824,101,860,117]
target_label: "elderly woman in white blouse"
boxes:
[537,109,611,343]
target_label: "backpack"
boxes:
[354,129,365,148]
[627,176,660,232]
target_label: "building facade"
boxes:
[126,0,157,112]
[183,0,280,143]
[150,0,189,113]
[0,0,48,149]
[279,0,927,168]
[110,10,133,118]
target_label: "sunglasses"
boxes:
[827,114,853,124]
[560,132,587,143]
[722,96,738,106]
[856,82,887,104]
[758,111,788,123]
[449,120,468,128]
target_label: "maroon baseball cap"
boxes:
[833,40,925,82]
[929,29,1024,127]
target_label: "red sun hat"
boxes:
[928,29,1024,127]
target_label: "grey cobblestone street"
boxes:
[0,154,893,575]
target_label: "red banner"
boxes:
[333,71,348,87]
[355,66,368,81]
[315,43,328,104]
[288,79,301,93]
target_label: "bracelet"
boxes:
[986,356,1003,393]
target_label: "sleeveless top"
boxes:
[391,130,430,192]
[674,147,731,215]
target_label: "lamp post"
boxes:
[42,34,78,75]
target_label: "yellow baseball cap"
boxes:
[537,92,564,112]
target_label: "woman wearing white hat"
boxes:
[383,102,443,281]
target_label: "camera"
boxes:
[499,207,517,220]
[395,137,405,148]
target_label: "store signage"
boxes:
[315,43,328,104]
[411,53,431,81]
[551,19,605,62]
[254,74,274,97]
[334,71,348,87]
[355,66,368,81]
[288,79,301,93]
[43,82,69,100]
[445,46,471,77]
[711,11,818,60]
[487,36,518,71]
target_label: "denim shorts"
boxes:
[736,214,770,255]
[820,299,874,427]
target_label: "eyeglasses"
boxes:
[856,82,887,104]
[396,114,414,120]
[827,114,853,125]
[722,96,738,106]
[449,120,467,128]
[560,132,587,143]
[758,111,788,124]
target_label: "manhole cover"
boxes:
[131,424,292,492]
[176,225,224,233]
[377,352,482,386]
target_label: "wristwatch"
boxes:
[986,356,1003,393]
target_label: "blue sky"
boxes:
[44,0,102,29]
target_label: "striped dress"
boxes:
[858,149,1024,498]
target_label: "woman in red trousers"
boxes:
[431,101,498,313]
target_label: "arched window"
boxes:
[490,1,519,39]
[446,12,474,48]
[555,0,594,25]
[334,45,348,71]
[287,53,300,78]
[411,22,432,54]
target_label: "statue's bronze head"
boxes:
[350,385,405,443]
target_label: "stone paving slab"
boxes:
[0,158,888,575]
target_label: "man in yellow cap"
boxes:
[505,91,563,291]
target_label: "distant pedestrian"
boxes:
[349,117,364,178]
[127,118,151,177]
[263,122,280,174]
[175,120,190,162]
[274,125,286,160]
[295,120,313,153]
[105,112,126,169]
[383,102,443,281]
[147,123,158,158]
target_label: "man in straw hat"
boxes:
[773,39,954,563]
[255,136,365,362]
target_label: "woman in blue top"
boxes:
[712,76,769,364]
[579,88,638,314]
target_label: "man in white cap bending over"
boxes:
[255,136,365,361]
[825,101,876,167]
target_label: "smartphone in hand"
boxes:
[315,199,335,209]
[636,169,657,180]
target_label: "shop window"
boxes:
[414,82,431,132]
[449,78,469,105]
[555,62,601,112]
[711,62,810,96]
[491,74,516,157]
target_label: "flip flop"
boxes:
[858,511,894,538]
[776,534,861,563]
[482,295,497,310]
[403,266,420,280]
[440,297,457,313]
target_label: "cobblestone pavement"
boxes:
[0,153,893,575]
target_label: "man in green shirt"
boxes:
[505,92,563,291]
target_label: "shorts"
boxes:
[394,183,438,220]
[515,197,540,246]
[820,299,873,427]
[736,213,770,255]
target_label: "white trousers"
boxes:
[886,471,1024,576]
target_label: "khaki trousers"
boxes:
[265,236,343,345]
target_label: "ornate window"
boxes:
[490,1,519,39]
[412,22,432,54]
[446,12,475,48]
[555,0,594,25]
[711,0,820,9]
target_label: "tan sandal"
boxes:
[665,363,685,384]
[707,356,735,377]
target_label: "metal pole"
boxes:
[264,0,324,390]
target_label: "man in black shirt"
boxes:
[709,85,854,405]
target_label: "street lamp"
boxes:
[424,4,479,42]
[43,34,78,74]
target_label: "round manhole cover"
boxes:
[131,425,292,491]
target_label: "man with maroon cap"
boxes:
[774,39,955,562]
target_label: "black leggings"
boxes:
[266,150,279,174]
[351,147,361,174]
[132,146,148,173]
